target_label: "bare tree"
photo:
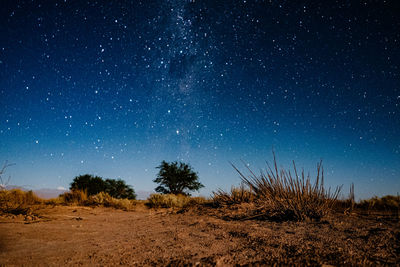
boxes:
[0,161,15,190]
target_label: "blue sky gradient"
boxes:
[1,0,399,199]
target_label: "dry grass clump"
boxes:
[213,184,255,206]
[231,153,342,221]
[0,189,42,215]
[87,192,134,210]
[54,190,134,210]
[57,190,88,205]
[358,195,400,211]
[147,193,206,208]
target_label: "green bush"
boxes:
[70,174,136,199]
[104,178,136,199]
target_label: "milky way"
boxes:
[1,0,399,198]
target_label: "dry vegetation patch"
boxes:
[213,155,342,221]
[358,195,400,211]
[0,187,399,265]
[0,155,398,265]
[146,193,207,209]
[213,184,255,206]
[52,190,136,210]
[0,189,42,219]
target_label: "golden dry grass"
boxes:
[86,192,135,210]
[220,153,342,221]
[0,189,42,215]
[358,195,400,211]
[56,190,88,205]
[213,184,255,206]
[146,193,207,208]
[49,190,135,210]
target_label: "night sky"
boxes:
[1,0,399,199]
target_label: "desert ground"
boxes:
[0,204,399,266]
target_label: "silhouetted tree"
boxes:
[153,161,204,195]
[70,174,136,199]
[105,179,136,199]
[70,174,107,196]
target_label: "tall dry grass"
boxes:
[54,190,135,210]
[57,190,88,205]
[228,153,342,221]
[213,184,255,206]
[147,193,207,208]
[0,189,42,215]
[87,192,134,210]
[358,194,400,211]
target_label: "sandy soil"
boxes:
[0,205,399,266]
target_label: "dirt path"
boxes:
[0,205,399,265]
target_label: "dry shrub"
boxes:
[57,190,134,210]
[358,195,400,211]
[0,189,42,215]
[213,184,255,206]
[147,194,188,208]
[58,190,88,205]
[147,193,206,208]
[232,153,342,221]
[87,192,134,210]
[187,196,208,207]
